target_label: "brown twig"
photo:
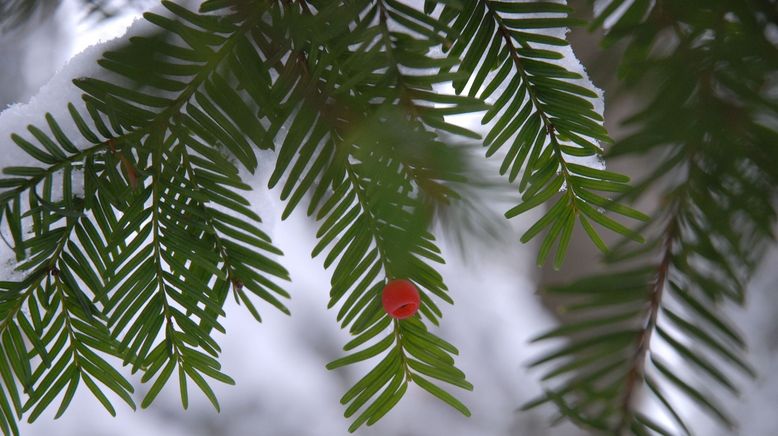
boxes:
[616,217,677,433]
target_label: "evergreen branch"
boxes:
[76,1,263,154]
[174,138,289,324]
[22,270,135,422]
[437,0,646,267]
[1,0,772,433]
[0,137,106,207]
[0,195,134,431]
[2,0,265,234]
[1,0,288,423]
[616,216,675,433]
[267,0,460,321]
[528,2,778,433]
[372,0,482,207]
[484,0,570,178]
[148,131,184,383]
[0,225,77,429]
[259,2,473,430]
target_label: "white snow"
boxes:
[0,3,574,436]
[5,2,773,436]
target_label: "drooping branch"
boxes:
[617,216,677,433]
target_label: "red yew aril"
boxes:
[381,279,420,319]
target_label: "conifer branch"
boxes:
[279,1,424,387]
[0,141,103,206]
[617,215,676,433]
[1,1,772,434]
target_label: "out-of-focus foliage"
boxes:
[1,0,775,435]
[1,0,588,433]
[0,0,148,32]
[0,0,57,32]
[527,1,778,434]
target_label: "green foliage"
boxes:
[1,2,291,433]
[527,1,778,434]
[0,0,489,432]
[252,1,484,429]
[0,0,775,435]
[436,0,648,269]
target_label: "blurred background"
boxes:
[0,1,776,435]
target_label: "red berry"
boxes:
[381,279,420,319]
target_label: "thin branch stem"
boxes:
[482,0,579,201]
[178,143,238,291]
[616,211,678,434]
[286,0,415,382]
[0,217,77,341]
